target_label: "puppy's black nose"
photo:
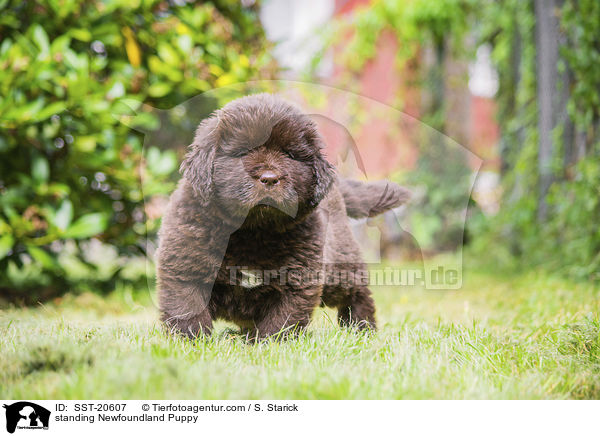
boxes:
[259,171,280,186]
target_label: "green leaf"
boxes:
[31,155,50,183]
[112,98,142,115]
[64,213,108,238]
[27,245,56,269]
[50,34,71,56]
[31,101,67,122]
[74,136,96,152]
[69,28,92,42]
[0,234,14,260]
[147,147,177,176]
[3,98,44,122]
[54,199,73,231]
[148,82,172,97]
[157,42,180,66]
[32,24,50,57]
[107,81,125,100]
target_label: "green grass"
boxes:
[1,260,599,399]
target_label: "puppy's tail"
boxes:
[339,178,411,218]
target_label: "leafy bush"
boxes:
[0,0,274,304]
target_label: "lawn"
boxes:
[1,258,599,399]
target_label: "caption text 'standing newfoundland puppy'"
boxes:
[157,94,410,340]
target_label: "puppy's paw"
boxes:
[161,311,213,339]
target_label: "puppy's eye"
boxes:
[286,147,311,161]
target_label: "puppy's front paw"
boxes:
[162,311,213,339]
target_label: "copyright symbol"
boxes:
[142,404,150,411]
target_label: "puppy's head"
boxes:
[181,94,334,226]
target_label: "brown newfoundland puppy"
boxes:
[157,94,409,340]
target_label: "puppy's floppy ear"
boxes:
[311,154,335,207]
[303,121,335,207]
[310,143,336,208]
[180,116,219,202]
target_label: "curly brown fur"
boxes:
[157,94,410,340]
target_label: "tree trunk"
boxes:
[534,0,561,221]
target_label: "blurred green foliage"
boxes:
[337,0,474,73]
[400,144,474,252]
[0,0,274,303]
[471,0,600,280]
